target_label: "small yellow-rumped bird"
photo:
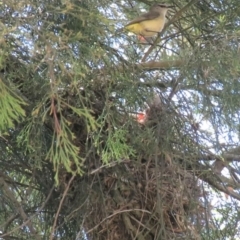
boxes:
[124,3,174,40]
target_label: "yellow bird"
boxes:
[125,3,174,38]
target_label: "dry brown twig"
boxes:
[50,174,76,240]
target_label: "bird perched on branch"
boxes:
[124,3,174,40]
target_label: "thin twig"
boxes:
[0,185,55,238]
[87,209,151,234]
[49,174,75,240]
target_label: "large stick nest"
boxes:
[84,157,203,239]
[51,94,206,240]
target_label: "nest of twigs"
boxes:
[44,93,206,239]
[79,154,203,240]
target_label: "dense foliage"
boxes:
[1,0,240,239]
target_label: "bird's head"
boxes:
[137,112,147,124]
